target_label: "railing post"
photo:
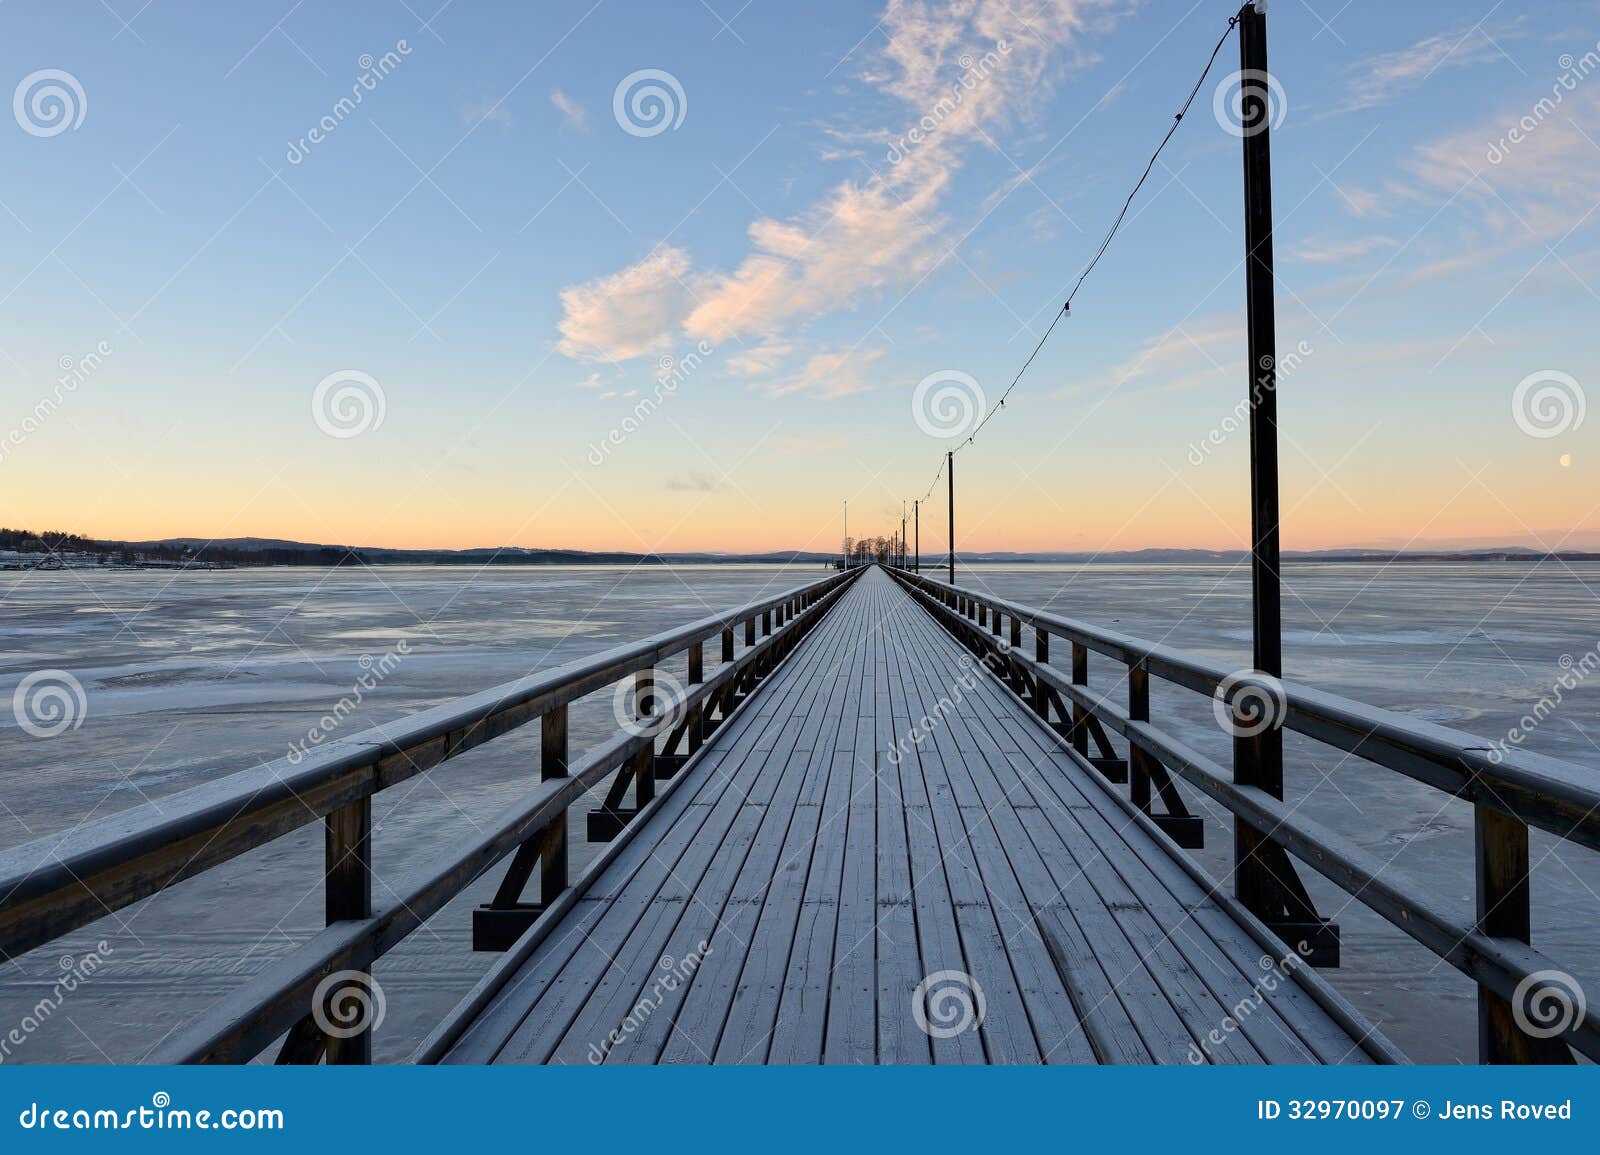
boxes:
[721,627,734,664]
[1070,643,1089,756]
[323,797,372,1064]
[687,643,704,754]
[540,704,569,902]
[1127,664,1152,814]
[633,671,655,805]
[1475,806,1573,1063]
[1032,628,1050,720]
[1232,714,1273,914]
[745,616,756,647]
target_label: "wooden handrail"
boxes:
[0,566,859,1062]
[890,568,1599,1063]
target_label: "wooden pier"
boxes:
[424,567,1389,1064]
[2,564,1596,1065]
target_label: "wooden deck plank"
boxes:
[884,596,1096,1065]
[881,595,1036,1064]
[711,590,875,1064]
[874,614,935,1065]
[764,588,874,1064]
[822,587,883,1065]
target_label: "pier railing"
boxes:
[0,566,858,1064]
[891,567,1600,1064]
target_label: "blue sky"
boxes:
[2,0,1597,552]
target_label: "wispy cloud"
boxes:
[1077,314,1244,397]
[725,339,795,377]
[1291,235,1395,264]
[557,246,693,362]
[550,89,588,132]
[1396,89,1600,243]
[1341,19,1524,111]
[665,469,720,492]
[461,97,514,128]
[768,347,887,398]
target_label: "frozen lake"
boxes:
[2,561,1597,1064]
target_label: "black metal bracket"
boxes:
[1262,918,1341,969]
[472,902,545,952]
[586,806,638,843]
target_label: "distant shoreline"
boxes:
[5,528,1597,572]
[6,551,1599,574]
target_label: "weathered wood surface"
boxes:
[433,568,1395,1065]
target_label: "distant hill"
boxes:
[131,537,840,566]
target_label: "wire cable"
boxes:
[913,11,1243,506]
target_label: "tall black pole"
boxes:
[946,450,955,584]
[1236,0,1330,958]
[1241,0,1280,682]
[914,500,919,572]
